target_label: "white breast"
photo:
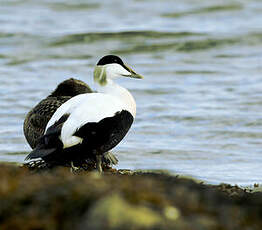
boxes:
[96,80,136,118]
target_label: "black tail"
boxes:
[25,146,57,160]
[25,132,63,160]
[25,114,69,161]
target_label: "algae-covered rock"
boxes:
[0,163,262,230]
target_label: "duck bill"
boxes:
[122,64,143,79]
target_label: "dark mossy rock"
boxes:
[0,163,262,230]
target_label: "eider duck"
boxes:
[25,55,143,172]
[24,78,118,167]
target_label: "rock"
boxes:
[0,163,262,230]
[83,193,162,230]
[163,206,180,220]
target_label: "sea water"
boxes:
[0,0,262,185]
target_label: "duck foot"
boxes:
[96,155,103,173]
[70,161,79,173]
[103,151,118,166]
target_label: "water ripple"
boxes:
[1,0,262,185]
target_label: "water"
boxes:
[0,0,262,185]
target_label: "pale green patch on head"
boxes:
[94,66,107,86]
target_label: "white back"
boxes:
[45,93,132,148]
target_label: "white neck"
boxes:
[95,79,136,117]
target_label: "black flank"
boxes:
[74,110,134,154]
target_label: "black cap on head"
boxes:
[97,55,124,66]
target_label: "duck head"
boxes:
[94,55,143,86]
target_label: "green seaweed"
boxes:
[50,31,205,46]
[163,4,243,18]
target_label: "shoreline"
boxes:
[0,162,262,229]
[2,160,261,188]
